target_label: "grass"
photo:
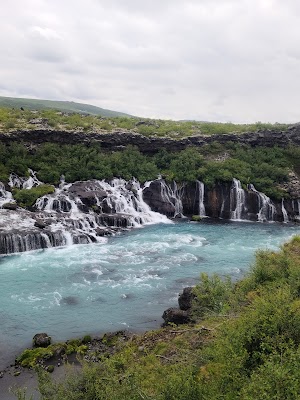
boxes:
[0,106,290,139]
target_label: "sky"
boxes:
[1,0,300,122]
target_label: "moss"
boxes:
[16,347,54,368]
[82,335,92,344]
[191,215,202,222]
[46,365,55,373]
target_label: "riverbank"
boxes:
[5,235,300,399]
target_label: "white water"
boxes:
[282,199,289,223]
[230,178,246,220]
[8,169,42,190]
[0,220,299,370]
[197,180,206,217]
[248,183,277,222]
[159,180,184,217]
[0,183,14,207]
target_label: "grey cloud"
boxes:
[1,0,300,122]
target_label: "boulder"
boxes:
[162,307,190,325]
[2,203,17,210]
[33,333,51,347]
[34,219,46,229]
[178,287,196,311]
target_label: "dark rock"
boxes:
[34,219,46,229]
[143,180,176,217]
[3,125,300,155]
[33,333,51,347]
[60,296,79,305]
[162,307,190,325]
[178,287,196,311]
[2,203,17,210]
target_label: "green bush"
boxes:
[13,184,55,207]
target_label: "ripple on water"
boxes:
[1,221,300,369]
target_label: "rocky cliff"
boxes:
[2,124,300,154]
[0,174,299,255]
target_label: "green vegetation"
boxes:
[0,96,131,117]
[13,185,55,207]
[0,141,295,200]
[0,106,290,138]
[0,106,298,200]
[15,236,300,399]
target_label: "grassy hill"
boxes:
[0,96,132,118]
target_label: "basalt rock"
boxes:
[178,287,196,311]
[162,308,190,326]
[1,202,17,210]
[3,125,300,155]
[33,333,51,347]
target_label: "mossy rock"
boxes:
[191,215,202,222]
[46,365,55,373]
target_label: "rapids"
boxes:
[0,220,299,369]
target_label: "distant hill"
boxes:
[0,96,132,118]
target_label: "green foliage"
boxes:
[13,184,55,207]
[16,347,54,368]
[0,115,296,199]
[192,273,232,318]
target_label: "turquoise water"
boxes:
[0,220,299,367]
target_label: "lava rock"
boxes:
[33,333,51,347]
[34,219,46,229]
[162,307,190,325]
[2,203,17,210]
[178,287,196,311]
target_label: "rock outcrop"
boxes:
[162,287,196,326]
[2,124,300,155]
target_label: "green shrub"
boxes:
[13,184,55,207]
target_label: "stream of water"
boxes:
[0,220,299,368]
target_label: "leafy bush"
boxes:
[13,184,55,207]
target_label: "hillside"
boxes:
[0,96,132,118]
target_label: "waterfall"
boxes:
[230,179,246,220]
[0,177,173,255]
[248,184,276,222]
[196,180,206,217]
[0,183,14,207]
[8,169,42,190]
[281,199,289,223]
[156,180,184,218]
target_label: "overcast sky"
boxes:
[1,0,300,122]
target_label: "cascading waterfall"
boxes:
[0,176,171,254]
[196,180,206,217]
[230,179,246,220]
[1,170,299,254]
[92,179,171,226]
[0,182,14,207]
[281,199,289,223]
[248,184,276,222]
[157,180,184,218]
[8,169,42,189]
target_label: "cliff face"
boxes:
[0,176,299,255]
[143,179,300,223]
[2,124,300,154]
